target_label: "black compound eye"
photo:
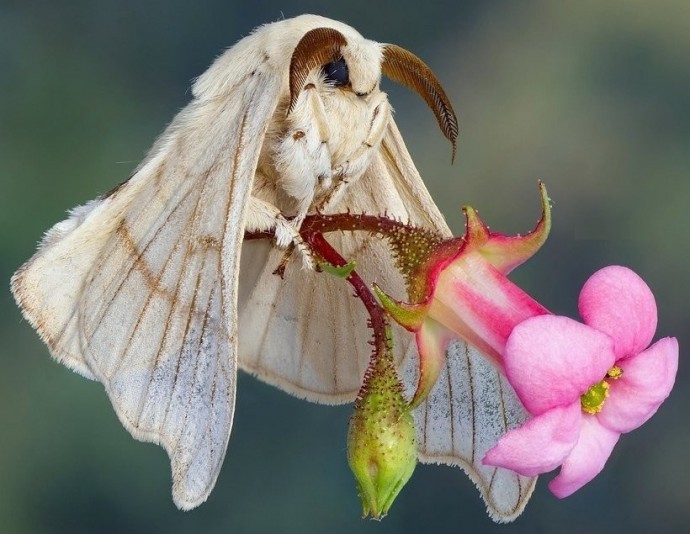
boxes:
[322,58,349,87]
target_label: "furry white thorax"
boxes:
[195,15,389,228]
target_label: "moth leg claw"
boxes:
[275,215,315,270]
[245,197,315,270]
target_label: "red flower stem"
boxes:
[305,232,390,358]
[300,213,401,234]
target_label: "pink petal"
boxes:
[483,402,581,477]
[548,416,620,498]
[598,337,679,433]
[578,266,657,360]
[504,316,616,415]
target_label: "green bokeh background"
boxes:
[1,1,688,533]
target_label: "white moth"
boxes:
[11,14,533,521]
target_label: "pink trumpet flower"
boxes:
[483,266,678,497]
[376,184,552,406]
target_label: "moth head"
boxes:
[287,27,379,110]
[288,26,459,159]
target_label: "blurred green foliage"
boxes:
[1,1,688,533]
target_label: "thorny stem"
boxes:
[245,213,443,249]
[305,232,391,364]
[246,212,447,299]
[244,213,411,240]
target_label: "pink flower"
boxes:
[376,184,551,405]
[483,266,678,497]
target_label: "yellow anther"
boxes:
[607,366,623,380]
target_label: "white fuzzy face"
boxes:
[255,17,392,219]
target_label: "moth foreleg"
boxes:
[322,94,391,212]
[244,196,315,270]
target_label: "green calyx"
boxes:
[373,283,429,332]
[347,354,417,520]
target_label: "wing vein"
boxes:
[256,263,288,368]
[86,185,197,347]
[422,387,430,449]
[446,358,456,457]
[192,291,223,497]
[171,280,217,454]
[465,343,476,463]
[297,268,317,384]
[114,200,201,381]
[162,250,211,439]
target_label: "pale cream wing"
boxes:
[402,339,536,522]
[12,71,282,509]
[237,120,451,403]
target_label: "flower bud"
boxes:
[347,356,417,519]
